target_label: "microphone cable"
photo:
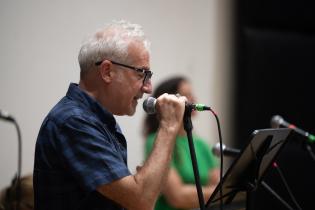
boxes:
[205,108,224,210]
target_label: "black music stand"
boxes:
[205,128,294,210]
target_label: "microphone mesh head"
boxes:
[212,142,226,157]
[143,97,156,114]
[271,115,283,128]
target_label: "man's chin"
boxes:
[113,108,135,116]
[125,105,137,116]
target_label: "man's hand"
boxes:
[155,93,186,134]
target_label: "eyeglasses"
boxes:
[95,59,153,85]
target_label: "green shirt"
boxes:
[145,133,219,210]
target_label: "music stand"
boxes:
[205,128,294,210]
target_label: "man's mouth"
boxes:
[134,95,143,101]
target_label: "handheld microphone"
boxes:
[212,142,240,157]
[0,109,14,122]
[143,96,211,115]
[271,115,315,143]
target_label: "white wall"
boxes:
[0,0,233,189]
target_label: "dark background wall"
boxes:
[232,0,315,209]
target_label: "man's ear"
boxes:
[99,60,113,83]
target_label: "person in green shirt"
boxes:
[143,76,220,210]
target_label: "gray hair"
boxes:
[78,20,151,78]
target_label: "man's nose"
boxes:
[142,80,152,94]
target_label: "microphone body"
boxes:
[271,115,315,143]
[143,97,211,115]
[212,142,240,157]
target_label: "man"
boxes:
[33,20,186,210]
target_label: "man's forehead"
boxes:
[127,42,150,65]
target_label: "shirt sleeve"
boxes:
[54,115,131,192]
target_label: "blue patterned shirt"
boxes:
[33,83,130,210]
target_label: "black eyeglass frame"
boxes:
[95,59,153,85]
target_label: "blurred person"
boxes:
[33,20,187,210]
[144,76,220,210]
[0,174,34,210]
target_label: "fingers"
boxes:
[156,93,186,114]
[155,93,186,129]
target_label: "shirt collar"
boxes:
[66,83,118,131]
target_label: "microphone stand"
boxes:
[13,119,22,210]
[305,144,315,161]
[183,108,205,210]
[0,116,22,210]
[260,181,296,210]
